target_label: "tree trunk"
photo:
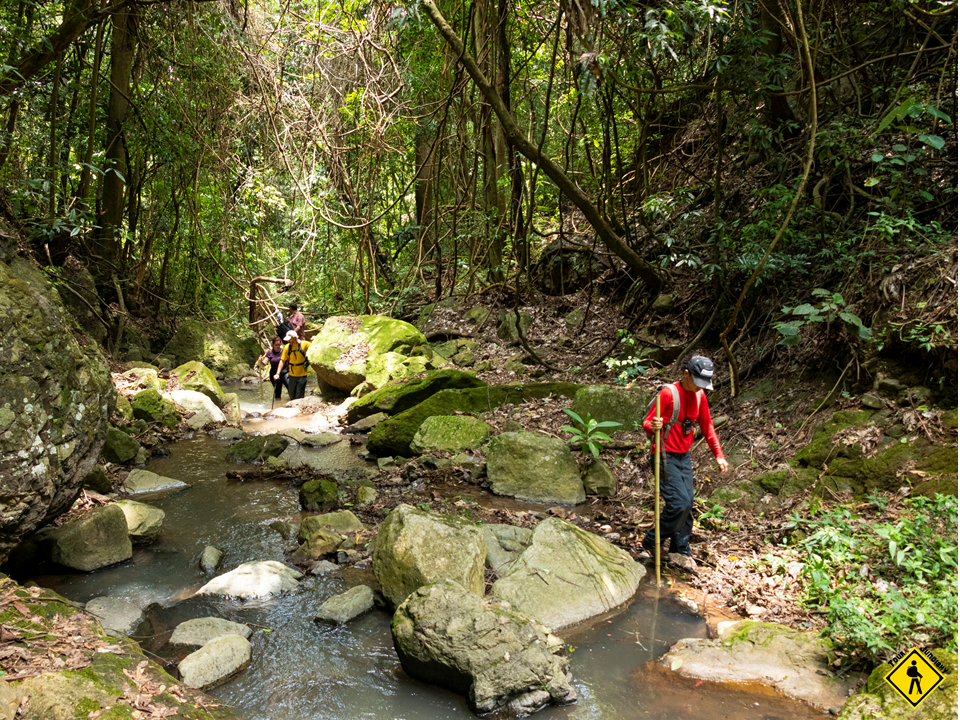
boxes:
[414,125,438,263]
[421,0,662,290]
[98,5,138,268]
[76,19,104,207]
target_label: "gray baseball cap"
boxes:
[686,356,715,390]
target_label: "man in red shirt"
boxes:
[642,355,729,563]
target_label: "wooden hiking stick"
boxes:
[654,394,662,587]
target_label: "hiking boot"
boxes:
[667,553,697,573]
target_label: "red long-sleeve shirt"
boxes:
[642,382,724,459]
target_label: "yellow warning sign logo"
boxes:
[884,648,945,708]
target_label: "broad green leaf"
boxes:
[560,426,581,436]
[871,153,884,162]
[864,177,880,187]
[892,144,908,152]
[562,408,584,425]
[840,312,862,326]
[918,134,945,150]
[792,303,818,315]
[858,325,873,339]
[594,421,623,429]
[926,105,952,124]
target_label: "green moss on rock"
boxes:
[347,369,486,423]
[794,410,875,468]
[299,478,339,512]
[410,416,490,455]
[131,389,180,429]
[225,434,289,463]
[368,382,582,457]
[101,427,140,465]
[172,361,224,407]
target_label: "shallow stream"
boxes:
[27,383,825,720]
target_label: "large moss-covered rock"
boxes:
[45,504,133,571]
[487,431,585,505]
[570,385,651,434]
[838,648,957,720]
[131,388,180,428]
[307,315,428,393]
[225,434,290,463]
[410,415,491,455]
[795,410,875,468]
[661,620,861,713]
[163,318,259,373]
[392,580,576,715]
[101,426,141,464]
[368,382,582,457]
[373,504,486,607]
[346,369,486,424]
[0,258,114,565]
[299,478,339,511]
[2,580,239,720]
[491,518,644,631]
[496,309,533,344]
[299,510,363,540]
[172,361,225,407]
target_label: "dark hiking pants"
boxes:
[271,372,288,400]
[644,450,695,555]
[288,375,307,400]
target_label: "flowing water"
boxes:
[26,382,826,720]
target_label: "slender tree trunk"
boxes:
[0,1,31,172]
[414,125,437,263]
[98,4,138,268]
[421,0,662,290]
[76,19,104,207]
[47,53,64,219]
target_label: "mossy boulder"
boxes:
[131,388,180,429]
[581,458,617,496]
[392,580,576,715]
[299,478,339,512]
[172,361,225,407]
[221,392,242,425]
[708,479,766,507]
[0,258,114,565]
[373,504,486,607]
[490,517,644,631]
[163,318,259,373]
[368,382,582,457]
[299,510,363,540]
[410,415,491,455]
[496,309,533,344]
[122,366,163,391]
[487,431,585,505]
[102,426,141,464]
[45,504,133,571]
[346,369,486,424]
[115,499,165,544]
[570,385,652,434]
[755,469,791,494]
[82,465,112,493]
[795,410,874,468]
[291,527,343,563]
[307,315,428,393]
[225,434,290,463]
[115,393,134,421]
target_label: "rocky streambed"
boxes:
[8,387,846,720]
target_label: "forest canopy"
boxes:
[0,0,955,385]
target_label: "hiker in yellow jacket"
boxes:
[275,330,312,400]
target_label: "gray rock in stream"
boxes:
[200,546,223,572]
[178,634,252,690]
[85,596,143,637]
[123,469,188,496]
[46,505,133,572]
[314,585,375,624]
[115,499,165,544]
[490,517,644,632]
[393,579,576,715]
[169,617,252,647]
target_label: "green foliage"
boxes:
[561,409,621,459]
[774,289,871,346]
[784,494,958,667]
[603,330,649,385]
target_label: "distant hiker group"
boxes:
[258,302,312,401]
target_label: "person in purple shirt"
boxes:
[258,336,288,400]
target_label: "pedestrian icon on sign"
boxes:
[906,660,922,694]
